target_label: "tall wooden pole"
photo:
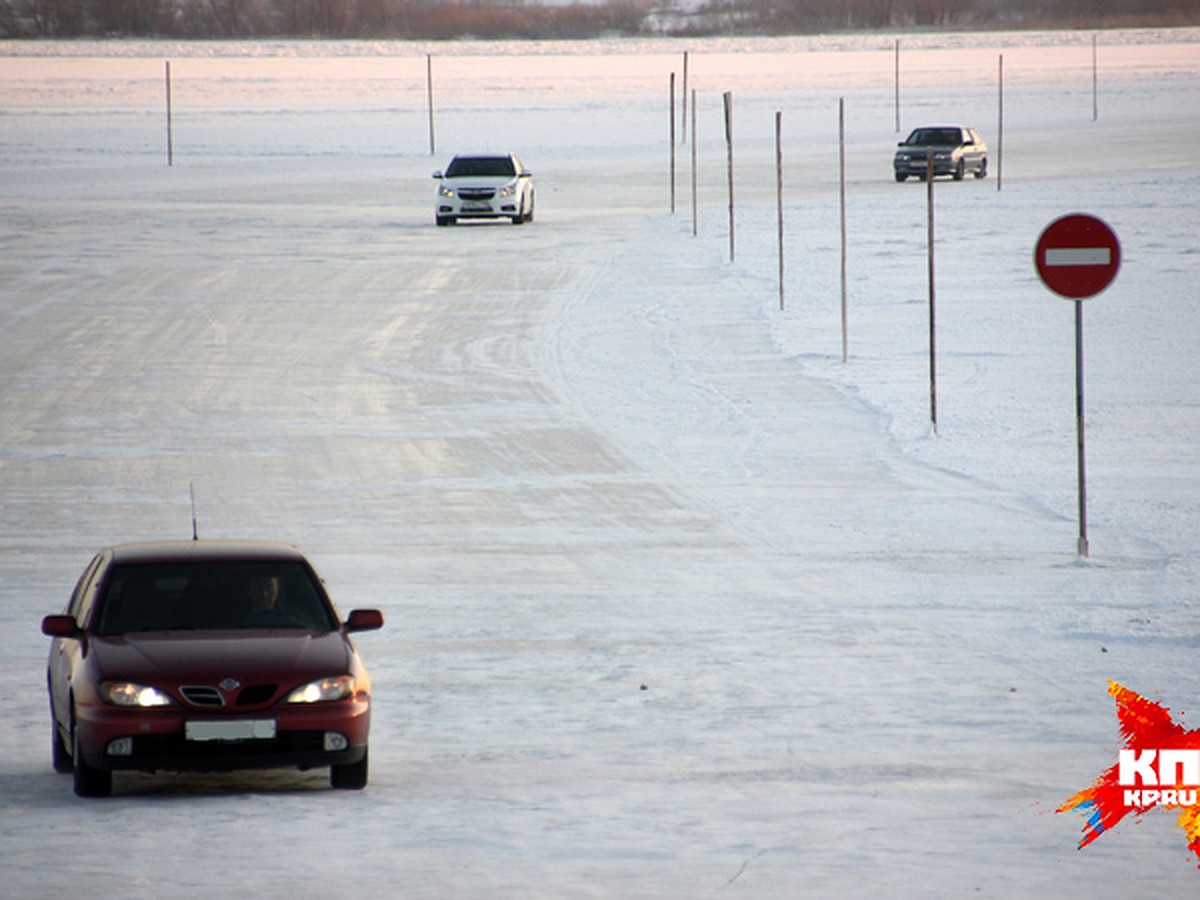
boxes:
[775,111,784,310]
[426,54,436,155]
[165,61,173,167]
[669,72,677,213]
[839,98,848,363]
[724,92,734,262]
[926,150,937,434]
[997,54,1004,192]
[691,89,698,236]
[894,39,901,133]
[681,51,689,144]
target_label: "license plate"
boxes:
[462,203,490,212]
[185,719,276,742]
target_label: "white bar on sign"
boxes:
[1046,247,1110,266]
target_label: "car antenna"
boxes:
[189,482,199,541]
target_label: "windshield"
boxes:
[94,560,337,635]
[905,128,962,146]
[445,156,516,178]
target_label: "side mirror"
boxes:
[519,170,532,178]
[432,171,443,179]
[345,609,384,633]
[42,614,82,638]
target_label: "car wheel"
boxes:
[524,192,535,224]
[953,160,965,180]
[974,157,988,179]
[331,748,368,790]
[71,713,112,798]
[895,173,907,182]
[436,216,455,227]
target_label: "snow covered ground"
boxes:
[1,28,1198,897]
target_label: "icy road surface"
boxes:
[1,29,1199,898]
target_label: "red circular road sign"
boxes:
[1035,213,1121,299]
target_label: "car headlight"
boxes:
[438,185,455,198]
[287,675,355,704]
[497,182,517,198]
[99,682,176,708]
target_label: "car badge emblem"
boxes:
[219,677,242,692]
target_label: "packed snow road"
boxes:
[2,31,1199,897]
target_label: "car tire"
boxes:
[52,721,73,774]
[895,173,907,182]
[331,748,368,790]
[71,714,112,798]
[953,160,966,180]
[974,157,988,179]
[436,216,455,227]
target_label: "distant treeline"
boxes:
[3,0,1197,39]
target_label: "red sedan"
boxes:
[41,540,383,797]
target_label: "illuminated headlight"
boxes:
[287,675,355,704]
[438,185,455,198]
[497,182,517,198]
[99,682,176,708]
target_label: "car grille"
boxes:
[180,685,224,707]
[458,188,495,200]
[236,684,278,706]
[179,684,278,707]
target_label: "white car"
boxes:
[433,153,534,226]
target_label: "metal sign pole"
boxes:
[1075,301,1089,557]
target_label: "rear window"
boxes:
[94,560,337,635]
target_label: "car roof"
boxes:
[106,540,308,565]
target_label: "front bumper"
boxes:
[894,155,957,176]
[75,696,370,774]
[437,199,521,218]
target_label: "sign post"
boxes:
[1034,213,1121,557]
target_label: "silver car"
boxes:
[894,126,988,181]
[433,153,535,226]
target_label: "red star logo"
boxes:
[1059,681,1200,868]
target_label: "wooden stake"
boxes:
[690,89,698,237]
[839,98,848,362]
[165,61,173,167]
[776,111,784,311]
[426,54,436,156]
[724,91,734,262]
[669,73,676,213]
[927,149,937,434]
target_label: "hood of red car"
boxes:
[90,629,352,688]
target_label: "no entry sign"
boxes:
[1035,213,1121,299]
